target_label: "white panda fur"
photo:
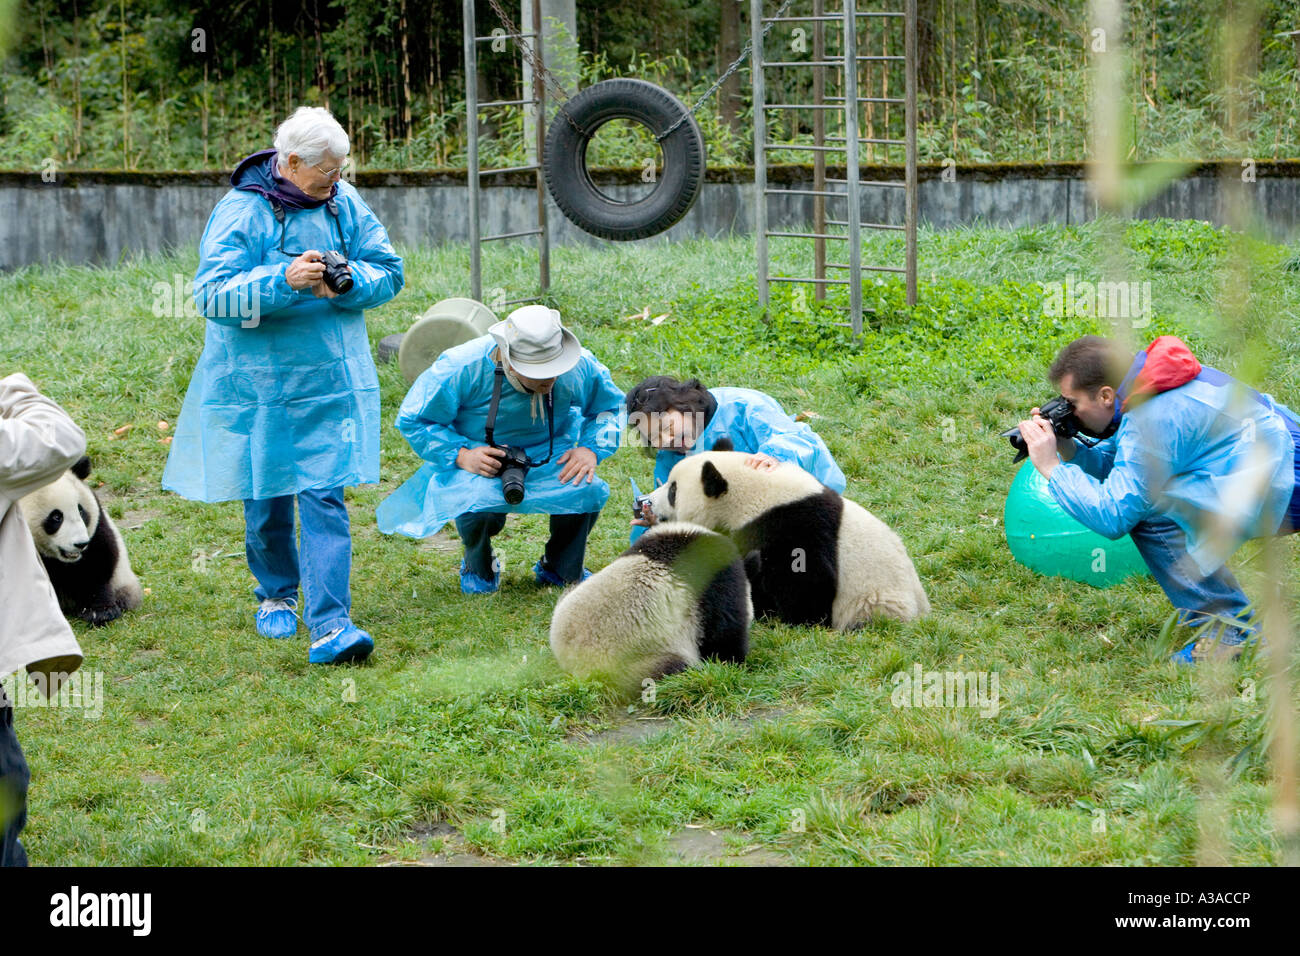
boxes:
[646,451,929,630]
[18,456,143,626]
[549,521,752,695]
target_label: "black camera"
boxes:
[494,445,533,505]
[1000,395,1081,463]
[319,250,354,294]
[630,478,654,521]
[483,360,555,505]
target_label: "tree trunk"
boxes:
[120,0,129,169]
[72,0,83,160]
[718,0,742,136]
[37,0,52,82]
[400,0,412,141]
[346,20,354,146]
[203,61,209,166]
[314,0,329,110]
[916,0,938,100]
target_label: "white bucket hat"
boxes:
[488,305,582,379]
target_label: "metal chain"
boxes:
[655,0,799,141]
[482,0,587,135]
[481,0,799,143]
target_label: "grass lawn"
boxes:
[2,217,1297,865]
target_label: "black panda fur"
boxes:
[18,456,143,626]
[549,521,752,694]
[735,484,844,627]
[630,524,751,666]
[646,451,929,630]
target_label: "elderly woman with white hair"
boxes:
[163,106,404,665]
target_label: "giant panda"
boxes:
[18,456,143,626]
[645,447,929,630]
[549,521,752,695]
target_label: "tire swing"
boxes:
[543,78,706,241]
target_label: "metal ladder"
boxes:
[462,0,550,307]
[752,0,917,335]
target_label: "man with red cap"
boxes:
[1017,334,1300,663]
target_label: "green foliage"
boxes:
[6,1,1300,169]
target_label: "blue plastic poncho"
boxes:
[1049,344,1299,576]
[376,336,624,538]
[630,386,846,542]
[646,386,846,490]
[162,160,404,503]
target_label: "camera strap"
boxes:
[486,360,555,465]
[272,195,349,259]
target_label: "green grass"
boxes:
[2,217,1297,865]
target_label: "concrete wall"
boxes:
[2,162,1298,271]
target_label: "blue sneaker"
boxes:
[256,597,298,639]
[460,561,500,595]
[533,559,592,588]
[1171,630,1256,665]
[309,623,374,665]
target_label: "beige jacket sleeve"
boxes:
[0,373,87,689]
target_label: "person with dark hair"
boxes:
[1016,334,1300,663]
[624,376,846,541]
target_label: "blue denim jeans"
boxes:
[244,487,352,640]
[1127,515,1256,642]
[0,706,28,868]
[455,510,600,582]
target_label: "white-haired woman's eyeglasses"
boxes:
[315,158,350,178]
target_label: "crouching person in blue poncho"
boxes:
[163,106,405,665]
[1017,335,1300,665]
[623,376,847,543]
[377,306,623,593]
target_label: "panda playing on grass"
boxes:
[645,441,929,630]
[18,456,142,626]
[550,521,752,695]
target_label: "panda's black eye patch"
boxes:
[43,510,63,535]
[78,505,89,525]
[668,481,677,507]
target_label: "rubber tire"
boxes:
[544,79,706,241]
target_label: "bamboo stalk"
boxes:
[120,0,128,169]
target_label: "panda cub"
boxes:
[19,456,143,626]
[646,448,929,630]
[549,521,752,695]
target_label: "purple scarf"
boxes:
[230,148,337,209]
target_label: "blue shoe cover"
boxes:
[460,561,500,595]
[309,623,374,664]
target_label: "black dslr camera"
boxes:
[484,361,556,505]
[495,446,533,505]
[318,250,354,294]
[1000,395,1081,463]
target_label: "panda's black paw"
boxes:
[81,605,124,626]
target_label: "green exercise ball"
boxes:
[1003,462,1149,588]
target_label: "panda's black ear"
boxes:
[711,436,734,452]
[71,456,91,481]
[701,460,728,499]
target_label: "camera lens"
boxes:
[321,252,354,294]
[500,465,526,504]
